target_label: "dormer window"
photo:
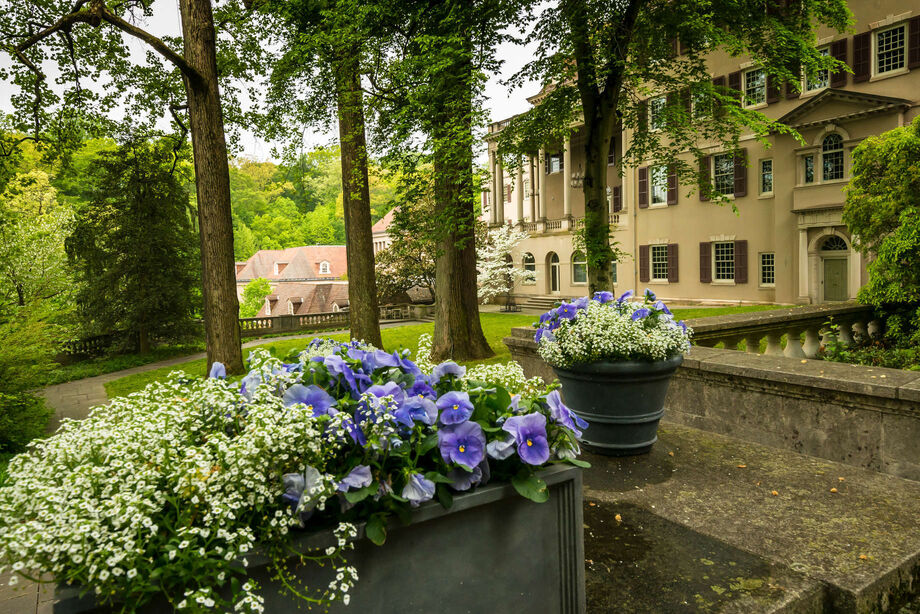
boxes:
[274,262,288,275]
[319,261,331,275]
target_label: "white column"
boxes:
[850,244,861,299]
[538,149,547,219]
[798,229,809,302]
[489,151,498,224]
[563,134,572,217]
[515,158,524,224]
[497,160,505,224]
[528,155,537,221]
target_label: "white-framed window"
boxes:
[287,300,295,315]
[803,155,815,184]
[607,138,616,165]
[743,68,766,107]
[804,47,830,92]
[713,154,734,196]
[649,96,666,131]
[650,165,668,205]
[319,261,331,275]
[571,251,587,284]
[522,252,536,284]
[876,24,906,75]
[274,262,288,275]
[523,177,531,197]
[610,260,618,284]
[713,241,735,281]
[822,134,844,181]
[760,252,775,286]
[651,245,669,281]
[546,153,563,174]
[691,87,709,118]
[760,159,773,195]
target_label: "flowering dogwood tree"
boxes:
[477,225,535,302]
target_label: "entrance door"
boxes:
[823,258,848,301]
[549,253,560,294]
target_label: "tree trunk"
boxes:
[334,46,383,348]
[178,0,244,375]
[430,25,493,363]
[582,123,613,294]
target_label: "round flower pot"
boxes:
[553,354,683,456]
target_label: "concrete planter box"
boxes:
[54,465,585,614]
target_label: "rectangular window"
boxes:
[610,261,618,284]
[804,155,815,184]
[804,47,830,91]
[714,241,735,281]
[649,96,666,131]
[691,87,709,118]
[760,252,775,286]
[607,138,616,165]
[523,178,531,197]
[713,154,734,195]
[876,25,906,74]
[650,165,668,204]
[760,159,773,195]
[547,154,563,174]
[651,245,669,281]
[744,69,766,106]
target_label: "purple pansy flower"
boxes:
[282,384,337,416]
[502,413,551,465]
[394,396,438,428]
[340,417,367,446]
[535,328,556,343]
[402,473,435,507]
[572,297,590,309]
[408,380,436,400]
[617,290,634,303]
[436,390,475,425]
[486,434,516,460]
[281,465,323,525]
[644,288,656,301]
[631,308,651,321]
[447,465,483,492]
[208,362,226,379]
[546,390,588,436]
[653,300,672,315]
[336,465,373,492]
[431,361,466,385]
[239,371,263,400]
[557,302,578,320]
[438,421,486,468]
[324,355,359,393]
[593,291,614,304]
[365,381,406,404]
[678,320,688,333]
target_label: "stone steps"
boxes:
[583,422,920,613]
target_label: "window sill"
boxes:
[649,202,669,209]
[758,193,774,200]
[648,279,670,285]
[743,101,768,111]
[799,86,828,99]
[711,279,736,286]
[759,284,776,289]
[571,282,588,286]
[870,67,909,83]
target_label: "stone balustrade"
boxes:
[689,302,879,359]
[238,304,421,338]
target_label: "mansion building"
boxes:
[485,1,920,305]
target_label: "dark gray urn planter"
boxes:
[54,465,584,614]
[554,354,683,456]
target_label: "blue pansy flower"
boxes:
[572,297,590,310]
[208,362,226,379]
[281,465,323,526]
[557,302,578,320]
[282,384,337,416]
[431,361,466,385]
[678,320,688,333]
[617,290,634,303]
[631,308,651,321]
[502,413,551,465]
[436,391,475,425]
[365,381,406,404]
[324,355,359,392]
[593,291,614,304]
[534,328,556,343]
[336,465,373,492]
[438,421,486,468]
[446,465,483,492]
[239,371,263,401]
[393,396,438,428]
[340,417,367,446]
[407,380,436,400]
[546,390,588,436]
[402,473,435,507]
[644,288,656,301]
[486,434,516,460]
[653,300,672,315]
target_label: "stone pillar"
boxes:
[538,149,547,220]
[852,320,868,344]
[515,158,525,223]
[744,334,762,354]
[798,229,810,302]
[489,151,498,224]
[764,331,783,356]
[783,328,806,358]
[836,320,855,346]
[497,160,505,225]
[802,326,822,358]
[528,155,537,222]
[563,134,572,217]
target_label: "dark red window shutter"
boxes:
[909,17,920,70]
[699,156,711,202]
[639,245,650,283]
[734,148,747,198]
[638,167,649,208]
[728,71,742,102]
[699,242,712,283]
[766,75,780,103]
[505,184,512,202]
[667,244,679,282]
[667,165,678,205]
[830,39,848,87]
[612,186,622,212]
[666,91,676,128]
[785,62,801,98]
[734,240,748,284]
[712,76,726,116]
[853,32,871,82]
[680,87,692,115]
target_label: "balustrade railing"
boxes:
[688,302,878,359]
[545,218,563,231]
[239,304,419,338]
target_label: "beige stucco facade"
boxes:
[485,1,919,305]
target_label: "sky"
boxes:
[0,3,542,163]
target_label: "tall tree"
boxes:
[253,0,383,347]
[0,0,262,373]
[66,137,201,353]
[496,0,851,293]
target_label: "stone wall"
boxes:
[504,327,920,481]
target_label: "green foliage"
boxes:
[240,278,273,318]
[0,392,52,454]
[0,303,61,393]
[66,137,201,346]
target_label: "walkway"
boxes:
[41,322,416,429]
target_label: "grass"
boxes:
[103,304,788,400]
[41,343,205,387]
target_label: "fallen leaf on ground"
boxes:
[771,490,779,496]
[737,464,747,468]
[800,359,807,363]
[668,451,675,457]
[614,514,622,522]
[859,554,868,560]
[588,502,596,507]
[830,487,838,493]
[838,477,845,482]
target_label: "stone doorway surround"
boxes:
[796,209,862,304]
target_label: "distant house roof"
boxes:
[371,208,396,235]
[258,282,350,317]
[236,246,347,282]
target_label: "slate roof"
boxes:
[258,282,350,317]
[372,208,396,235]
[236,246,347,282]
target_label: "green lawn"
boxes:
[103,304,788,399]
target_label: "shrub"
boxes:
[0,392,52,453]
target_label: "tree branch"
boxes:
[168,103,189,174]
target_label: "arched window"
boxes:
[571,250,587,284]
[821,235,848,251]
[522,253,536,284]
[319,261,331,275]
[822,134,844,181]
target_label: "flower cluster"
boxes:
[534,290,693,369]
[0,339,584,612]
